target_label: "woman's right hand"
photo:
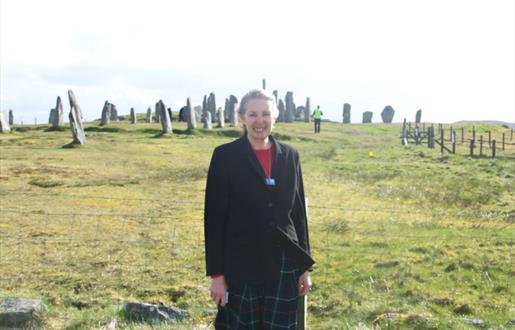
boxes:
[210,275,228,307]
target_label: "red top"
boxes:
[254,145,275,178]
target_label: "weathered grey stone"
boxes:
[49,108,55,124]
[130,108,137,124]
[207,93,216,123]
[145,107,152,123]
[272,90,278,104]
[227,95,238,127]
[381,105,395,123]
[284,92,295,122]
[203,112,212,129]
[158,100,172,133]
[0,113,10,133]
[101,101,111,126]
[193,106,202,123]
[186,98,197,130]
[0,297,44,328]
[110,104,119,121]
[343,103,351,124]
[52,96,64,128]
[415,109,422,124]
[8,109,14,126]
[155,102,161,123]
[304,98,311,123]
[217,107,225,128]
[167,108,173,122]
[124,302,188,323]
[277,99,285,122]
[146,107,152,123]
[262,79,266,90]
[68,90,86,144]
[295,106,304,120]
[362,111,373,123]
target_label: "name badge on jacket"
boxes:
[265,178,276,186]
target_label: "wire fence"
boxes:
[0,190,513,328]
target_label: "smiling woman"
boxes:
[204,89,314,329]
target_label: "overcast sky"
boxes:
[1,0,514,124]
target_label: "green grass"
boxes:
[0,120,514,329]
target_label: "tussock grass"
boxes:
[1,121,514,329]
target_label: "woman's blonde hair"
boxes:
[237,89,279,119]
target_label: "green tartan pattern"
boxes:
[215,254,299,329]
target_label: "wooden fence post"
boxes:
[479,135,483,157]
[440,129,444,153]
[511,129,513,141]
[492,140,496,158]
[461,127,464,144]
[502,133,505,151]
[469,139,474,157]
[451,130,456,154]
[488,131,491,147]
[472,126,476,142]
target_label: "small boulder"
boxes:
[0,297,44,328]
[124,302,188,323]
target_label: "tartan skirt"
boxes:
[215,254,300,330]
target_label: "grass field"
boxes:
[0,120,514,329]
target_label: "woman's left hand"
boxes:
[298,271,312,296]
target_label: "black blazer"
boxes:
[204,135,314,285]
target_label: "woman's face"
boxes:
[240,98,275,142]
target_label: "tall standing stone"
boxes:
[381,105,395,123]
[228,95,238,127]
[362,111,373,123]
[207,93,216,123]
[130,108,137,124]
[217,107,225,128]
[415,109,422,124]
[146,107,152,123]
[52,96,64,128]
[100,101,111,126]
[343,103,351,124]
[110,104,119,121]
[8,110,14,126]
[49,108,55,124]
[186,98,197,130]
[67,90,86,145]
[272,90,278,104]
[284,92,295,123]
[0,113,10,133]
[167,108,173,122]
[277,99,285,122]
[262,79,266,90]
[155,102,161,123]
[304,98,311,123]
[158,100,172,134]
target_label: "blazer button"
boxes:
[267,202,273,208]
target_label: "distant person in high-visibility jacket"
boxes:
[312,105,323,133]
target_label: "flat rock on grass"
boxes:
[0,297,44,328]
[125,302,188,323]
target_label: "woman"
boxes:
[204,89,314,329]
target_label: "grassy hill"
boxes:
[0,120,513,329]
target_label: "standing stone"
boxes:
[194,106,202,123]
[0,297,44,328]
[100,101,111,126]
[415,109,422,124]
[227,95,238,127]
[343,103,351,124]
[362,111,373,123]
[51,96,64,128]
[167,108,173,122]
[272,90,278,104]
[158,100,172,134]
[304,98,311,123]
[381,105,395,123]
[8,110,14,126]
[130,108,136,124]
[223,98,229,122]
[67,90,86,145]
[0,113,10,133]
[186,98,197,130]
[110,104,119,121]
[146,107,152,123]
[262,79,266,90]
[207,93,216,123]
[203,112,212,129]
[284,92,295,123]
[49,109,55,124]
[155,102,161,123]
[217,107,225,128]
[277,99,285,122]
